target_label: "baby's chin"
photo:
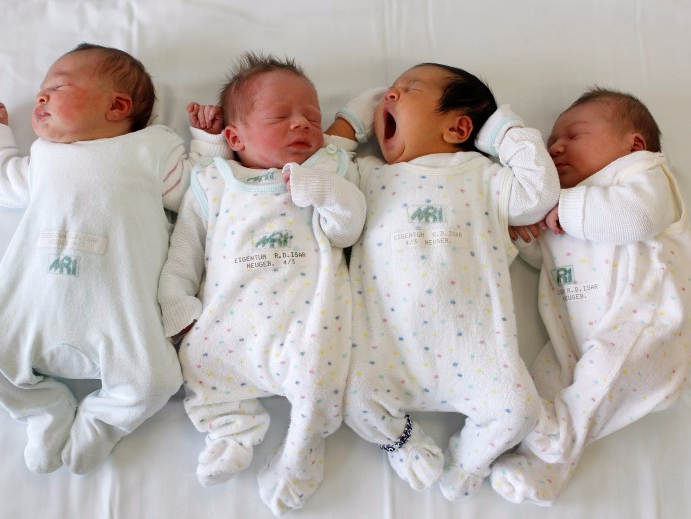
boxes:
[378,139,417,165]
[283,147,321,166]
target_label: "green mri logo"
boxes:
[253,230,293,249]
[408,204,444,224]
[48,255,79,276]
[552,265,574,286]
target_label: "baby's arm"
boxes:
[558,165,674,243]
[0,103,31,208]
[477,105,560,225]
[513,231,544,269]
[158,186,207,338]
[161,103,231,212]
[326,88,387,143]
[282,152,366,248]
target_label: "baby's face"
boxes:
[547,101,636,188]
[226,70,324,169]
[373,65,459,164]
[32,51,122,143]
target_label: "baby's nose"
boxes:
[384,88,399,101]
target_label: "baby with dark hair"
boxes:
[326,62,559,499]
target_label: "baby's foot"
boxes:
[61,434,118,474]
[25,438,63,474]
[384,417,444,490]
[24,413,72,473]
[196,436,253,486]
[524,402,569,463]
[490,451,564,506]
[257,441,325,516]
[524,427,568,464]
[439,464,484,501]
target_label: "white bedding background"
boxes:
[1,1,690,518]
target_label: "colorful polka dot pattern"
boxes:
[346,158,540,480]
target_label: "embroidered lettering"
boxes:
[253,230,293,249]
[552,265,574,286]
[246,170,278,183]
[408,205,444,224]
[47,255,79,276]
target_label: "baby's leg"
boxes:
[527,325,689,465]
[61,336,182,474]
[190,398,271,486]
[257,405,329,516]
[0,372,76,473]
[491,444,575,505]
[493,326,690,505]
[344,390,443,491]
[439,386,539,501]
[257,366,347,516]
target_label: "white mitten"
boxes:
[474,104,524,157]
[282,162,333,208]
[335,87,387,143]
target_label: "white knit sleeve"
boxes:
[0,124,31,208]
[158,185,207,337]
[286,160,366,248]
[161,127,230,212]
[498,127,561,226]
[558,166,675,244]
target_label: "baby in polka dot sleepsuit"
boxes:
[157,53,365,516]
[326,63,559,499]
[491,88,691,505]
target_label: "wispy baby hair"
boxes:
[218,51,310,125]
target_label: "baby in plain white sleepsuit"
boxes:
[0,43,227,475]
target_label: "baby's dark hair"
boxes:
[570,86,661,152]
[219,51,312,125]
[68,43,156,132]
[418,63,497,151]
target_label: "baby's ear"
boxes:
[223,125,245,152]
[443,113,473,145]
[106,92,133,122]
[630,132,647,152]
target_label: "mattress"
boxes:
[1,1,690,517]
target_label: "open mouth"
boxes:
[383,109,397,140]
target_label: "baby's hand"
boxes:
[509,223,545,242]
[282,165,292,192]
[187,102,224,134]
[0,102,8,126]
[172,321,196,346]
[545,206,564,234]
[333,87,387,143]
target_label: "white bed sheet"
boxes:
[1,1,690,518]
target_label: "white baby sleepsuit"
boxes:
[491,151,691,504]
[0,124,226,474]
[158,141,365,516]
[344,126,560,499]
